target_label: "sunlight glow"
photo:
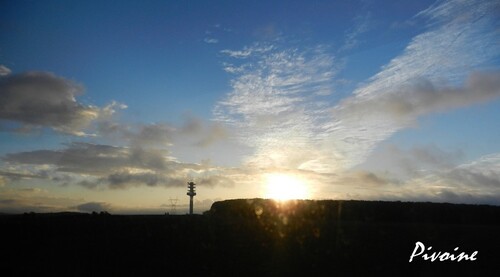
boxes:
[263,173,311,201]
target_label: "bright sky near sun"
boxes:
[1,0,499,214]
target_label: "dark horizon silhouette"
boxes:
[2,199,499,276]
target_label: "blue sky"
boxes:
[1,0,499,213]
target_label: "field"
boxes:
[2,199,499,276]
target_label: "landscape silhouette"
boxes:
[2,199,499,276]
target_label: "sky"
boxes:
[1,0,499,214]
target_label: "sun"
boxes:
[263,173,311,201]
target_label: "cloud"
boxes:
[204,38,218,44]
[252,24,281,40]
[215,44,338,171]
[97,114,228,148]
[332,70,500,169]
[75,202,111,213]
[198,174,235,188]
[415,0,499,27]
[358,144,464,180]
[340,10,372,51]
[339,71,500,121]
[0,71,121,136]
[2,142,234,189]
[0,170,47,181]
[327,0,500,168]
[3,142,171,176]
[0,65,11,76]
[4,142,145,175]
[394,153,500,205]
[444,153,500,189]
[0,188,84,213]
[105,169,185,189]
[180,116,228,147]
[97,120,174,147]
[417,153,497,201]
[216,44,336,123]
[337,170,391,187]
[128,123,175,147]
[314,152,500,206]
[213,0,499,180]
[220,43,275,59]
[102,118,228,174]
[195,123,228,147]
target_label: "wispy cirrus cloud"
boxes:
[204,38,219,44]
[220,43,275,59]
[340,9,372,51]
[214,0,500,177]
[328,0,500,168]
[215,43,339,172]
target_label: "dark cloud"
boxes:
[0,199,17,205]
[180,116,229,147]
[180,116,203,134]
[433,189,500,205]
[338,170,392,187]
[196,124,228,147]
[3,142,231,189]
[371,153,500,206]
[3,142,170,175]
[75,202,111,213]
[0,71,102,135]
[78,180,99,189]
[0,195,71,213]
[0,167,77,188]
[96,120,128,136]
[377,189,500,206]
[97,115,228,148]
[105,170,185,188]
[198,175,235,188]
[0,170,47,181]
[409,145,463,168]
[129,123,174,147]
[446,166,500,188]
[97,121,175,146]
[360,144,464,179]
[339,71,500,123]
[106,170,186,188]
[107,171,159,187]
[91,170,201,189]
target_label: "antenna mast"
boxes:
[168,197,178,214]
[187,181,196,215]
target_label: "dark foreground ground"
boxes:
[2,199,500,276]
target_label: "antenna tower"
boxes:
[169,197,178,214]
[187,181,196,215]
